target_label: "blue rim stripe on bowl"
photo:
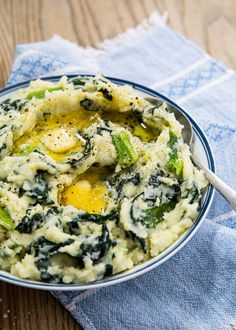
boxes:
[0,75,215,290]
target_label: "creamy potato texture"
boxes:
[0,75,207,284]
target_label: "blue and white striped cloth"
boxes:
[8,13,236,330]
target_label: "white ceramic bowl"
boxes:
[0,75,215,290]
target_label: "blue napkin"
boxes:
[8,13,236,330]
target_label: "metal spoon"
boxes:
[145,97,236,211]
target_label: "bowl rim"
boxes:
[0,75,215,290]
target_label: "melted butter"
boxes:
[102,111,139,129]
[13,108,157,161]
[13,131,83,161]
[102,111,157,142]
[13,111,99,160]
[62,167,110,214]
[133,123,157,142]
[39,111,99,130]
[41,128,77,153]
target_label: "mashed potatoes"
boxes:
[0,75,207,284]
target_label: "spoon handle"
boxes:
[191,154,236,211]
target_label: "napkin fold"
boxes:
[8,12,236,330]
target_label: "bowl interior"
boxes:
[0,76,215,290]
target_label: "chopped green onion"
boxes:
[0,208,14,231]
[167,151,183,176]
[17,145,37,156]
[167,130,183,176]
[168,130,178,149]
[112,131,138,166]
[26,86,63,100]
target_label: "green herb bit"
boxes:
[0,208,14,231]
[26,86,63,100]
[141,201,176,228]
[167,151,183,176]
[167,130,183,176]
[10,244,21,252]
[112,131,138,166]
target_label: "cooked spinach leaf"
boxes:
[66,220,80,235]
[67,135,91,168]
[140,201,176,228]
[186,184,200,205]
[68,77,86,87]
[33,237,74,282]
[109,172,141,199]
[78,224,112,264]
[98,88,113,100]
[148,175,160,186]
[40,272,63,284]
[130,183,180,229]
[15,213,45,233]
[0,98,27,112]
[0,125,8,137]
[33,237,62,257]
[67,209,119,234]
[126,231,147,253]
[20,170,52,205]
[46,206,60,216]
[74,209,119,223]
[104,264,113,277]
[0,143,6,155]
[80,98,100,111]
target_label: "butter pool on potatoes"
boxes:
[0,75,207,284]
